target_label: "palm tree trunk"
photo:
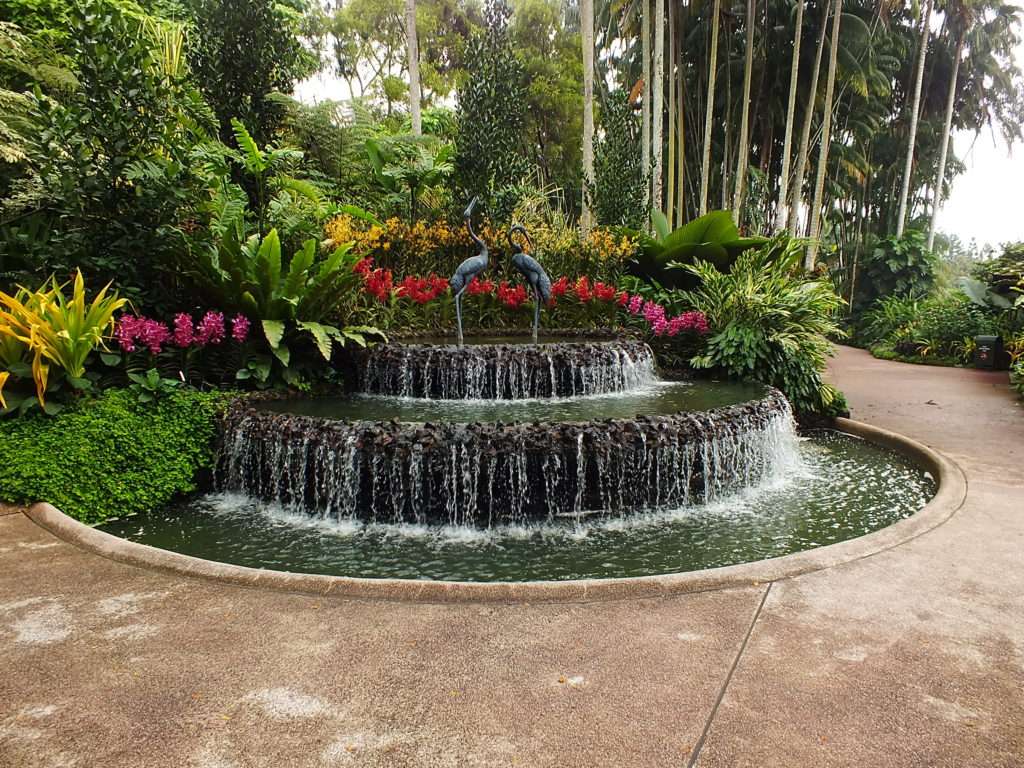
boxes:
[775,0,804,231]
[789,0,829,236]
[676,36,686,226]
[732,0,755,225]
[667,0,677,222]
[581,0,595,233]
[927,32,962,250]
[896,0,933,237]
[404,0,421,135]
[805,0,843,270]
[653,0,666,213]
[642,0,651,215]
[699,0,721,215]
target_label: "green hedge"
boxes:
[0,389,230,524]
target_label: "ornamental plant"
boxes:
[0,270,126,413]
[681,235,845,414]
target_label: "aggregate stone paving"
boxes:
[1,345,1022,767]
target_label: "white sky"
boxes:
[941,128,1024,249]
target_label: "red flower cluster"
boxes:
[573,276,592,302]
[466,276,495,296]
[364,266,394,302]
[593,281,618,302]
[497,281,528,309]
[550,275,570,299]
[398,274,449,304]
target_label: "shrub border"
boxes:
[25,417,965,604]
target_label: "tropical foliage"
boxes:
[682,236,846,414]
[0,271,126,413]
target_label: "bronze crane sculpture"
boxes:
[449,196,489,346]
[507,224,552,343]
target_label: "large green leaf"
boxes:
[662,211,739,251]
[651,210,671,241]
[282,239,316,301]
[296,321,335,361]
[254,229,282,306]
[262,319,286,350]
[231,119,267,174]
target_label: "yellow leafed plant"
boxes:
[0,271,127,409]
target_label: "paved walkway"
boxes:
[1,346,1022,767]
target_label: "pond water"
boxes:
[99,431,935,582]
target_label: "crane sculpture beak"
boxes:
[463,195,480,220]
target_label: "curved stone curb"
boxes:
[25,418,966,604]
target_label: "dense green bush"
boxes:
[853,229,938,314]
[858,291,998,365]
[971,242,1024,297]
[0,388,230,524]
[682,235,846,415]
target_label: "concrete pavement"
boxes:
[1,346,1022,767]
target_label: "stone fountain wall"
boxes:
[215,388,797,526]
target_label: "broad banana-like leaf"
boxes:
[959,277,1013,309]
[254,229,282,306]
[261,319,289,366]
[297,321,334,361]
[283,239,316,300]
[651,210,671,241]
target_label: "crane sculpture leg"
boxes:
[454,287,466,346]
[532,286,541,344]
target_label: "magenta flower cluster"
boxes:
[115,311,250,354]
[624,295,710,338]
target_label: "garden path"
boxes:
[1,345,1022,767]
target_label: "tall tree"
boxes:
[731,0,755,223]
[652,0,665,211]
[775,0,804,231]
[188,0,319,143]
[642,0,651,213]
[805,0,843,269]
[698,0,721,215]
[788,0,829,236]
[895,0,934,237]
[581,0,595,232]
[453,0,529,218]
[928,17,964,249]
[405,0,422,134]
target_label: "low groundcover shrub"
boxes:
[0,388,231,524]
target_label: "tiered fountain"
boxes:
[216,200,801,528]
[216,340,796,527]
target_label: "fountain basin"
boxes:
[216,385,796,525]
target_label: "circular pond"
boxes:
[100,431,936,582]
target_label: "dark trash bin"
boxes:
[974,335,1003,369]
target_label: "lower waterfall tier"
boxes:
[215,388,799,526]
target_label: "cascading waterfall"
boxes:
[215,384,802,527]
[357,341,657,399]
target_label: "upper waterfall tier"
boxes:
[355,339,657,399]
